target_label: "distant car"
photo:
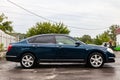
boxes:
[102,42,110,47]
[6,34,115,68]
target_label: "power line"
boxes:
[0,5,114,21]
[1,11,33,16]
[7,0,57,23]
[6,0,110,30]
[69,26,109,30]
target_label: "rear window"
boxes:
[28,35,55,44]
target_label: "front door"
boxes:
[55,35,86,61]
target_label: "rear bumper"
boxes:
[6,55,19,62]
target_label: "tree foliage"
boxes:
[108,25,119,41]
[93,25,120,45]
[76,25,119,45]
[76,35,93,44]
[26,22,70,37]
[0,13,13,33]
[93,31,110,45]
[0,43,4,52]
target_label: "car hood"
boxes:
[82,44,107,51]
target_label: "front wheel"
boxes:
[88,52,104,68]
[20,53,36,68]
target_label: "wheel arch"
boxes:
[86,50,107,63]
[19,51,38,62]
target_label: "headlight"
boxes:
[107,48,114,53]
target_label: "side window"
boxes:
[28,35,55,43]
[28,37,36,43]
[55,36,75,45]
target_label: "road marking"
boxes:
[45,74,57,80]
[58,70,89,74]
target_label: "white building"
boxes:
[0,30,17,48]
[116,28,120,45]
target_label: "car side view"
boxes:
[6,34,115,68]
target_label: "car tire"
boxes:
[88,52,104,68]
[20,53,36,69]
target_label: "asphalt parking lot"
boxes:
[0,52,120,80]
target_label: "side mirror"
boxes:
[75,41,81,47]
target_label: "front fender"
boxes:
[85,49,107,62]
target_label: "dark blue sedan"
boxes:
[6,34,115,68]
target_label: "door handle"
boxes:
[56,45,62,48]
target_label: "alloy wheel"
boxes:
[21,54,35,68]
[90,53,103,68]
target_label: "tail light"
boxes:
[7,45,12,51]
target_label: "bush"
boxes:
[0,43,4,52]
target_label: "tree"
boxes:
[108,25,119,41]
[26,22,70,37]
[0,13,13,33]
[76,35,93,44]
[93,25,119,45]
[93,31,110,45]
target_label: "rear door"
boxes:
[28,35,57,60]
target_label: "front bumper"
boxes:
[105,51,116,63]
[107,57,115,62]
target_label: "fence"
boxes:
[0,30,17,48]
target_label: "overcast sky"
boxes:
[1,0,120,37]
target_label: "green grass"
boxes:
[114,46,120,51]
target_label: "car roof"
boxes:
[40,34,68,36]
[26,34,70,40]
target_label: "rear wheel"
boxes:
[88,52,104,68]
[20,53,36,68]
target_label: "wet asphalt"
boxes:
[0,52,120,80]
